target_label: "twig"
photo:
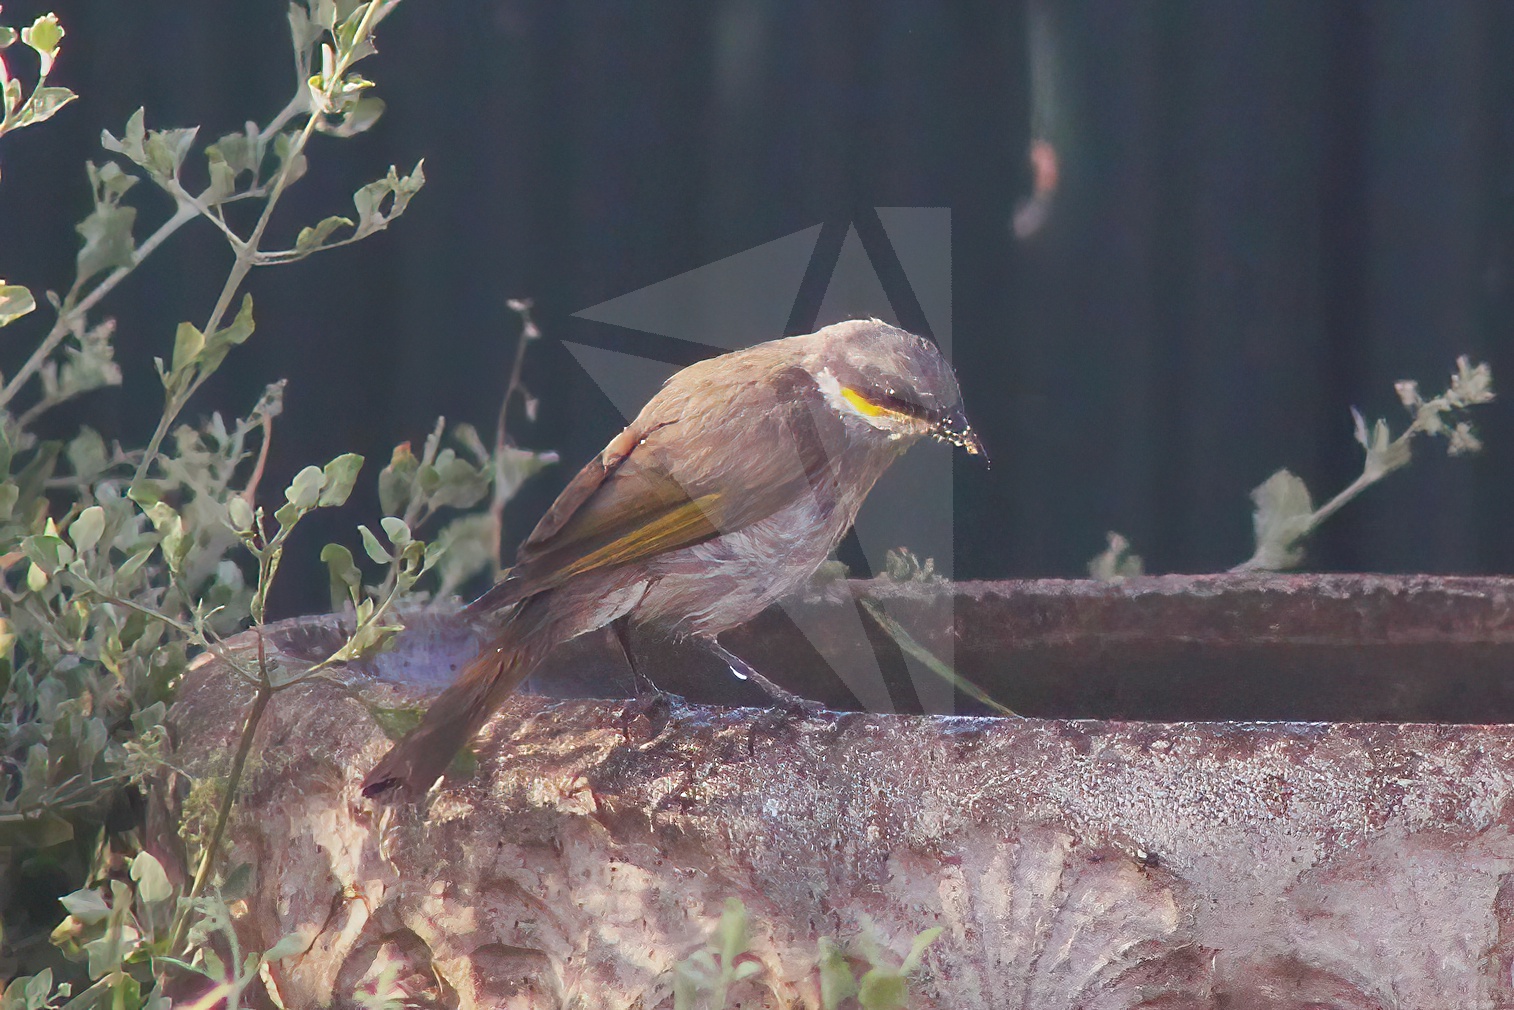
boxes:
[859,598,1018,716]
[1230,471,1378,573]
[167,631,271,957]
[240,409,274,505]
[496,299,537,450]
[0,202,197,412]
[1231,357,1493,573]
[133,1,386,487]
[487,300,538,574]
[0,73,310,418]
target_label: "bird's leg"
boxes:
[611,616,652,696]
[612,617,677,741]
[701,637,825,716]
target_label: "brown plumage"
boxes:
[361,319,983,798]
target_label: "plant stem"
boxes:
[168,673,271,956]
[305,572,408,677]
[131,121,318,487]
[0,80,309,417]
[1298,469,1378,532]
[241,409,275,503]
[1230,435,1412,573]
[133,1,386,487]
[488,305,537,575]
[0,202,198,412]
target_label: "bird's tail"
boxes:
[360,622,552,799]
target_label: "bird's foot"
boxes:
[750,678,823,717]
[741,668,827,717]
[701,636,825,714]
[619,689,684,743]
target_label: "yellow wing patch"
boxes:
[551,492,723,581]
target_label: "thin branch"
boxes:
[240,408,274,504]
[68,577,195,638]
[168,670,270,957]
[0,201,197,411]
[133,1,387,486]
[0,60,307,417]
[252,228,390,265]
[497,300,536,450]
[170,183,248,250]
[487,301,538,575]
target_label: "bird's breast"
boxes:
[634,440,905,636]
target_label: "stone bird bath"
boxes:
[161,573,1514,1008]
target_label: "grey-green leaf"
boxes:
[358,525,390,564]
[142,125,199,184]
[285,465,325,510]
[100,108,147,165]
[856,969,909,1010]
[320,543,362,611]
[227,496,255,532]
[295,215,353,253]
[818,937,858,1009]
[75,204,137,286]
[262,930,311,962]
[170,321,205,373]
[0,283,36,326]
[717,897,748,965]
[1247,468,1315,572]
[59,888,111,925]
[130,851,173,905]
[380,516,410,545]
[899,926,942,973]
[23,85,76,126]
[70,506,105,553]
[319,453,363,506]
[0,810,73,848]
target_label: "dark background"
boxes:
[1,1,1510,618]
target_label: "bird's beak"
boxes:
[934,407,988,462]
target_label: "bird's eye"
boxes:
[877,393,929,419]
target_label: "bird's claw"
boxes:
[619,690,683,743]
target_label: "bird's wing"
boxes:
[469,363,836,613]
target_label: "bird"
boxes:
[361,318,984,798]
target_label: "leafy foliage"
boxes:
[26,850,307,1010]
[1087,531,1144,582]
[1237,355,1494,571]
[673,899,768,1010]
[0,3,552,1006]
[881,547,941,584]
[0,11,77,143]
[670,900,942,1010]
[1094,357,1494,576]
[818,916,942,1010]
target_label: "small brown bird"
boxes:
[361,318,983,798]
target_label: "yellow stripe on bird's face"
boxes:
[840,386,911,421]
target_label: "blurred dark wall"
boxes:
[0,1,1510,617]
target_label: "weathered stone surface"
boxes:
[165,575,1514,1008]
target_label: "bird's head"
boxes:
[805,319,986,460]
